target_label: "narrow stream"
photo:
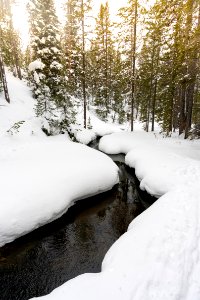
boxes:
[0,146,155,300]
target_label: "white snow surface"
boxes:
[0,72,45,137]
[32,131,200,300]
[0,136,119,247]
[89,112,122,137]
[3,72,200,300]
[72,105,122,145]
[99,132,200,197]
[29,59,45,72]
[31,186,200,300]
[0,73,119,246]
[72,127,96,145]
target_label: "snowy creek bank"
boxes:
[0,136,119,247]
[30,132,200,300]
[0,150,155,300]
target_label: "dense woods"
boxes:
[0,0,200,138]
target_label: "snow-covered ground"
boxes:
[0,72,45,137]
[0,72,122,144]
[0,73,119,246]
[0,135,118,247]
[71,105,123,145]
[99,132,200,197]
[32,132,200,300]
[2,72,200,300]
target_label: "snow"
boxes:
[3,72,200,300]
[99,132,200,197]
[34,71,40,84]
[31,186,200,300]
[29,59,45,72]
[89,112,122,137]
[0,72,45,137]
[0,136,119,247]
[72,127,96,145]
[0,73,119,247]
[50,61,63,70]
[72,106,122,145]
[31,131,200,300]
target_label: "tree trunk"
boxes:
[7,0,22,80]
[0,53,10,103]
[146,55,154,132]
[179,83,186,135]
[81,0,87,129]
[131,0,137,131]
[184,3,200,138]
[151,76,158,132]
[105,13,109,112]
[179,0,194,135]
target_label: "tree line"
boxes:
[0,0,200,138]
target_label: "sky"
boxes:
[12,0,128,49]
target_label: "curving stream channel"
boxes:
[0,142,155,300]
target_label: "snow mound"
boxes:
[70,125,97,145]
[0,135,119,247]
[74,128,96,145]
[75,105,122,142]
[99,132,200,197]
[89,112,122,136]
[29,59,45,72]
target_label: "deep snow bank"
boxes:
[32,132,200,300]
[72,107,122,145]
[99,132,200,197]
[0,135,119,247]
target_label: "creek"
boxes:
[0,142,155,300]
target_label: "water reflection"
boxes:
[0,160,155,300]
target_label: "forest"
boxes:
[1,1,200,300]
[1,0,200,139]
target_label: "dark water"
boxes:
[0,154,155,300]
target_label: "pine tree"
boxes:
[111,49,127,123]
[63,0,80,96]
[137,4,162,132]
[0,0,22,79]
[63,0,91,128]
[91,2,115,121]
[118,0,138,130]
[0,0,11,102]
[28,0,74,132]
[0,52,10,103]
[135,0,200,137]
[184,0,200,138]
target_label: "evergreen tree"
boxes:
[0,0,22,79]
[28,0,74,132]
[137,4,162,132]
[0,53,10,102]
[154,0,200,137]
[135,0,200,137]
[63,0,80,96]
[183,0,200,138]
[111,49,127,123]
[118,0,138,130]
[63,0,91,128]
[90,2,115,121]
